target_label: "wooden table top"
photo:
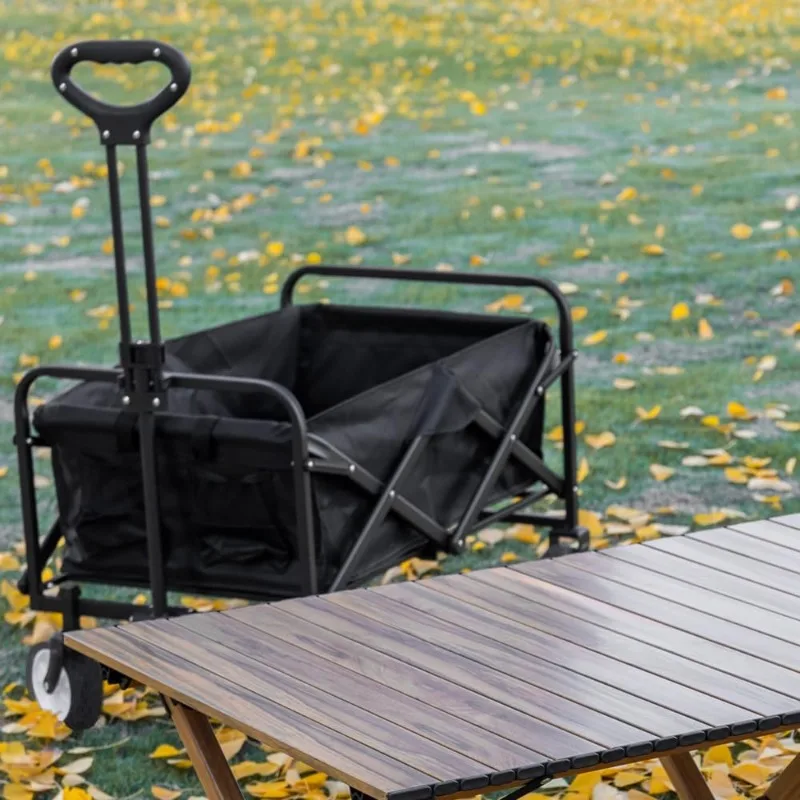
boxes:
[66,514,800,800]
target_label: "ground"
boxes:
[0,0,799,797]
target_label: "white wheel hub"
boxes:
[30,648,72,721]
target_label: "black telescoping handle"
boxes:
[51,40,191,146]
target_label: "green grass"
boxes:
[1,0,799,796]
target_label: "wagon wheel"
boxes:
[26,638,103,731]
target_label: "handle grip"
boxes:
[51,40,191,146]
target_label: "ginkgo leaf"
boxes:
[636,405,662,421]
[150,745,183,759]
[698,318,714,339]
[59,756,94,775]
[151,788,183,800]
[730,222,753,239]
[641,243,664,256]
[613,378,637,390]
[649,464,675,481]
[582,330,608,346]
[670,302,690,321]
[694,511,728,527]
[604,477,627,490]
[585,431,616,449]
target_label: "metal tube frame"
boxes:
[17,238,583,628]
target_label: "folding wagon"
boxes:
[14,39,587,729]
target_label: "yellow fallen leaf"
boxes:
[766,86,788,100]
[583,330,608,346]
[569,773,602,794]
[727,401,755,420]
[724,467,749,485]
[730,223,753,240]
[245,781,290,798]
[59,756,94,775]
[585,431,616,450]
[698,318,714,339]
[636,405,662,421]
[571,306,588,322]
[485,293,525,312]
[613,378,637,390]
[150,745,183,759]
[64,789,93,800]
[649,464,675,481]
[771,278,794,296]
[3,786,33,800]
[151,789,182,800]
[670,302,690,321]
[604,477,627,490]
[573,247,591,260]
[344,226,366,246]
[694,511,728,527]
[48,335,63,350]
[614,772,646,788]
[616,186,638,203]
[641,244,664,256]
[578,509,604,537]
[730,762,775,785]
[231,161,252,178]
[577,457,589,483]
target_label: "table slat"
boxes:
[65,627,431,799]
[122,620,489,782]
[169,611,544,772]
[223,602,588,769]
[515,560,800,670]
[482,565,800,700]
[565,551,800,644]
[775,514,800,530]
[603,544,800,623]
[689,529,800,575]
[371,580,752,730]
[422,571,794,715]
[731,519,800,554]
[234,599,609,757]
[646,535,800,598]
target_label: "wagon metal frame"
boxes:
[14,40,587,648]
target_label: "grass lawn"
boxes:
[0,0,799,797]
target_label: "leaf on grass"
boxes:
[585,431,616,450]
[636,405,661,421]
[694,511,728,527]
[582,330,607,346]
[604,477,627,491]
[151,789,183,800]
[727,401,755,420]
[614,772,646,788]
[641,244,664,256]
[613,378,636,390]
[150,745,183,759]
[670,302,690,321]
[725,467,749,485]
[58,757,93,775]
[245,781,290,798]
[730,223,753,240]
[649,464,674,481]
[730,762,775,785]
[698,318,714,339]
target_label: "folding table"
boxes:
[65,513,800,800]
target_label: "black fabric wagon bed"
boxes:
[34,302,551,599]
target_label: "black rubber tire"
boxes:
[26,642,103,731]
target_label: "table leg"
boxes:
[164,696,244,800]
[660,753,714,800]
[762,752,800,800]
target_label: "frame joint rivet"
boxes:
[153,47,161,57]
[70,47,78,57]
[170,82,178,92]
[58,82,67,92]
[122,395,131,406]
[152,397,161,408]
[102,130,110,140]
[133,130,141,140]
[306,460,314,469]
[348,464,355,473]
